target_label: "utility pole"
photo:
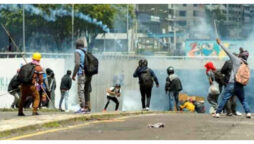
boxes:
[127,4,129,53]
[23,5,25,53]
[72,4,74,50]
[173,5,176,55]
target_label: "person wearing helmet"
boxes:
[72,38,92,113]
[18,52,43,116]
[165,66,182,111]
[133,58,159,111]
[103,83,121,111]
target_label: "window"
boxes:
[183,4,187,7]
[194,4,198,7]
[178,21,187,26]
[179,11,186,16]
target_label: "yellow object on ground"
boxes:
[180,102,195,112]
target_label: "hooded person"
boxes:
[239,47,249,61]
[165,66,183,111]
[46,68,56,109]
[8,69,21,108]
[59,70,72,112]
[133,59,159,111]
[215,39,251,118]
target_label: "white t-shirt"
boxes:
[106,87,121,97]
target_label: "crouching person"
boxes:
[180,99,195,112]
[18,52,43,116]
[204,62,220,115]
[165,66,183,111]
[8,71,21,108]
[103,84,121,111]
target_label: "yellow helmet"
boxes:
[32,52,41,61]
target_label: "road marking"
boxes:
[5,118,125,140]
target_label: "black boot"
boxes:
[32,112,40,116]
[18,112,25,116]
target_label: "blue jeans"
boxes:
[59,90,69,110]
[168,91,179,111]
[216,82,250,114]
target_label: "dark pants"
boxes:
[140,86,152,109]
[207,93,219,111]
[216,82,250,114]
[225,95,237,114]
[104,96,119,111]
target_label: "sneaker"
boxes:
[236,111,242,116]
[65,110,70,112]
[32,112,40,116]
[18,112,25,116]
[213,113,220,118]
[145,107,150,111]
[103,109,107,112]
[227,113,233,116]
[246,113,251,118]
[75,108,84,113]
[59,109,64,112]
[82,109,90,114]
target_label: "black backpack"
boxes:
[140,69,153,88]
[214,70,225,85]
[81,50,99,76]
[17,63,35,84]
[8,74,21,92]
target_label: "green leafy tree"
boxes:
[0,4,135,52]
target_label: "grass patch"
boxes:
[42,122,61,128]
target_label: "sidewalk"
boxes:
[0,110,155,138]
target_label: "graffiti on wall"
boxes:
[185,40,246,57]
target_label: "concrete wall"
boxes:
[1,56,254,113]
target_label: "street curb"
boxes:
[0,111,169,139]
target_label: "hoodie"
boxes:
[165,74,182,92]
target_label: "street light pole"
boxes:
[127,4,129,53]
[23,5,25,53]
[173,5,176,55]
[72,4,74,50]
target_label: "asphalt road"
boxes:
[16,113,254,140]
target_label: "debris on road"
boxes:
[148,123,165,128]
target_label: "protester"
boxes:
[204,61,220,115]
[220,58,241,116]
[133,59,159,111]
[239,47,249,61]
[215,39,251,118]
[103,83,121,111]
[165,66,183,111]
[8,71,21,108]
[18,52,43,116]
[39,70,49,108]
[59,70,72,112]
[72,38,93,113]
[180,99,195,112]
[46,68,56,109]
